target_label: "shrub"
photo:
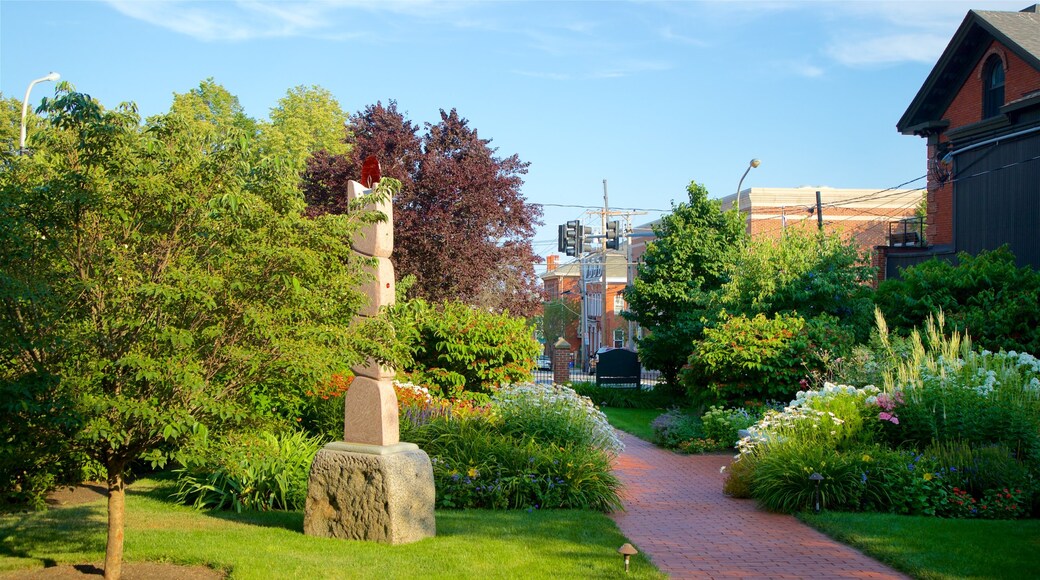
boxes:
[172,429,322,512]
[393,299,541,397]
[402,383,623,511]
[701,406,759,448]
[493,383,622,454]
[684,312,810,404]
[875,246,1040,354]
[748,443,864,513]
[874,312,1040,462]
[651,408,702,448]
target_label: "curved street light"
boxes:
[735,158,761,213]
[20,71,60,153]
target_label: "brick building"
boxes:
[541,252,630,364]
[886,4,1040,279]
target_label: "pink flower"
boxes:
[878,412,900,425]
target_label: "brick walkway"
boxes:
[610,432,910,579]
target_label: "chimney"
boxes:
[546,255,558,272]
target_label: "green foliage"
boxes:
[539,297,579,345]
[172,429,322,512]
[393,299,541,397]
[402,383,623,511]
[876,246,1040,354]
[570,382,675,409]
[700,406,759,447]
[719,228,875,340]
[0,372,84,509]
[874,312,1040,462]
[650,408,702,448]
[257,85,350,176]
[622,181,748,387]
[493,384,622,454]
[684,312,810,404]
[749,444,864,513]
[0,81,398,580]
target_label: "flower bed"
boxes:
[723,314,1040,518]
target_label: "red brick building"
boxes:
[886,4,1040,280]
[541,252,630,364]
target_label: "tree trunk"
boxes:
[104,464,126,580]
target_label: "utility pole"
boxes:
[816,190,823,231]
[601,179,610,350]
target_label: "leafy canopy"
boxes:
[0,82,395,578]
[622,181,748,386]
[304,101,544,317]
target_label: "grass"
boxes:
[801,511,1040,579]
[600,407,664,441]
[0,477,664,580]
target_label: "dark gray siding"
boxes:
[953,131,1040,268]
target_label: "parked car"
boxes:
[537,355,552,370]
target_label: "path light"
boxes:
[809,472,825,514]
[20,72,60,153]
[618,543,638,573]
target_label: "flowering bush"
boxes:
[651,408,703,449]
[701,405,760,448]
[727,312,1040,518]
[493,383,622,454]
[404,382,623,511]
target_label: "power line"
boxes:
[533,202,669,212]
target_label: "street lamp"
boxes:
[735,158,761,213]
[20,72,60,153]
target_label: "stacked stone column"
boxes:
[303,180,436,545]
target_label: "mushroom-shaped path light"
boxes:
[618,543,638,573]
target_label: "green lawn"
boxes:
[0,478,664,579]
[600,407,664,441]
[801,511,1040,579]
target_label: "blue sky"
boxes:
[1,0,1027,272]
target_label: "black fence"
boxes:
[530,366,662,387]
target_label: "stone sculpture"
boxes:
[303,167,436,544]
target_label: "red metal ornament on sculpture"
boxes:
[361,155,382,188]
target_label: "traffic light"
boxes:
[605,220,620,250]
[564,220,579,256]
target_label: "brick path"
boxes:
[610,432,910,579]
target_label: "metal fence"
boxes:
[530,367,663,387]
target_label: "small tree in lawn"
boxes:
[0,85,394,579]
[622,181,747,389]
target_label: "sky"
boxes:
[1,0,1029,274]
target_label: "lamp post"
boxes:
[809,472,824,514]
[20,72,60,153]
[735,158,761,213]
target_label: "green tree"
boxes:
[622,181,748,388]
[541,297,580,345]
[718,228,875,340]
[258,85,350,177]
[0,86,394,579]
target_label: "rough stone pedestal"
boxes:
[303,442,436,544]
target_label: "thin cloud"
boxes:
[103,0,472,42]
[659,26,708,47]
[828,33,952,67]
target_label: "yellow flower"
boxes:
[923,472,934,481]
[467,467,478,478]
[862,454,872,462]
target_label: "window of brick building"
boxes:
[983,55,1005,119]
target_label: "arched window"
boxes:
[983,55,1005,118]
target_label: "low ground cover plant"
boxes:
[651,403,771,453]
[724,312,1040,519]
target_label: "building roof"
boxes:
[540,251,628,281]
[897,4,1040,135]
